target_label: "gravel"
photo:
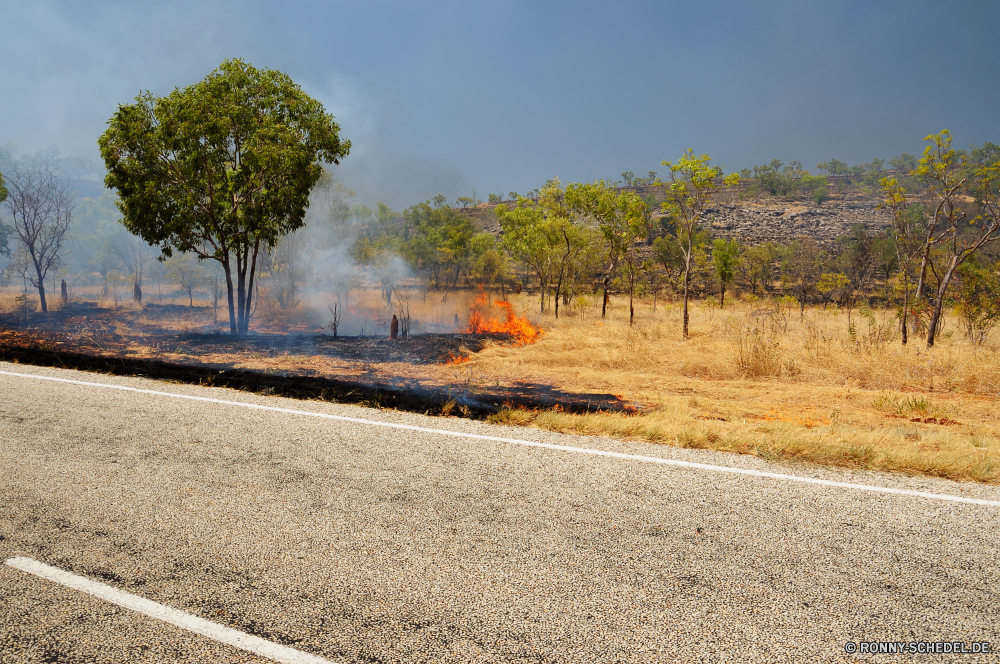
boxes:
[1,361,997,663]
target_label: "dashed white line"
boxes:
[4,557,335,664]
[1,368,998,507]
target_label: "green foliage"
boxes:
[99,58,349,334]
[488,193,502,204]
[816,159,849,175]
[889,153,918,172]
[738,242,778,295]
[711,238,740,307]
[816,272,849,304]
[659,149,738,333]
[955,257,1000,345]
[467,233,510,286]
[401,201,476,288]
[779,238,829,313]
[565,179,647,316]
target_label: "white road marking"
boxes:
[1,368,998,507]
[4,557,335,664]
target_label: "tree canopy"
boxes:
[99,58,350,334]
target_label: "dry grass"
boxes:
[467,294,1000,483]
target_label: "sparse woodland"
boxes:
[1,62,999,485]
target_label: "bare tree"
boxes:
[165,253,209,307]
[109,233,156,303]
[3,166,73,312]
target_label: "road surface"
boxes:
[1,362,997,663]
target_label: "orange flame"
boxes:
[443,352,472,365]
[466,291,541,344]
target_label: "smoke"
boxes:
[308,74,472,210]
[266,174,479,337]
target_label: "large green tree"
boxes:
[99,59,349,335]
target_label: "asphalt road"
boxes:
[1,361,998,663]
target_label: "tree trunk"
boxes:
[915,246,931,301]
[33,262,48,313]
[682,253,691,338]
[601,277,609,318]
[241,239,260,335]
[223,257,237,336]
[720,282,725,308]
[926,258,961,348]
[900,276,909,346]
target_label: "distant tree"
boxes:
[879,177,924,344]
[456,196,475,209]
[432,194,448,208]
[495,192,556,313]
[467,233,511,293]
[889,153,918,172]
[3,165,73,312]
[107,233,156,302]
[955,256,1000,345]
[488,193,502,204]
[263,230,308,310]
[646,170,658,184]
[970,142,1000,166]
[508,191,519,201]
[99,59,349,335]
[711,238,740,307]
[621,171,636,186]
[816,272,850,307]
[816,159,850,175]
[914,130,1000,347]
[799,174,830,205]
[738,243,778,295]
[781,238,828,317]
[496,179,591,316]
[659,150,739,337]
[0,169,9,257]
[403,201,475,288]
[565,180,647,319]
[165,252,209,307]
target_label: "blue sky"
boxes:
[2,0,997,208]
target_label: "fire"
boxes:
[443,352,472,365]
[466,290,541,344]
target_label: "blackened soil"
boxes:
[0,327,637,416]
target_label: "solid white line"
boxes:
[4,557,335,664]
[1,368,998,507]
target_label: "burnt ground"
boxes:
[0,302,636,416]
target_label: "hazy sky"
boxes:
[2,0,998,208]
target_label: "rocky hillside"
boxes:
[700,193,891,245]
[461,186,892,247]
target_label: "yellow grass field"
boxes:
[456,293,1000,484]
[3,285,998,483]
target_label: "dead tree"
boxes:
[3,166,73,313]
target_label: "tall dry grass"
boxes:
[460,293,1000,483]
